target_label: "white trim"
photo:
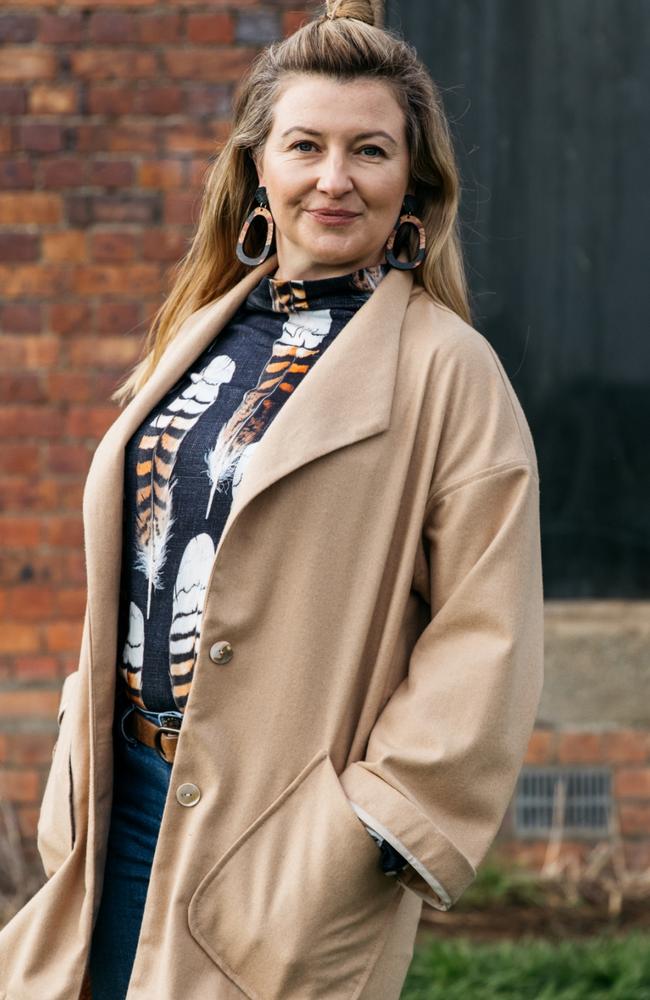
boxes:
[347,799,453,911]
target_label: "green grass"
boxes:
[401,930,650,999]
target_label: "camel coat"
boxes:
[0,253,544,1000]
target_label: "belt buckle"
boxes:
[153,715,181,763]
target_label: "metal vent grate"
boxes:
[514,767,612,837]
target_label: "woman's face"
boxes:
[253,74,414,281]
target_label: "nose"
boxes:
[315,152,355,198]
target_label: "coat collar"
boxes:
[82,252,415,682]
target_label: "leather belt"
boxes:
[124,709,181,764]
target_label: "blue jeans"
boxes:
[88,694,181,1000]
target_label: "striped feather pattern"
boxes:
[133,354,235,617]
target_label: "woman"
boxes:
[0,1,544,998]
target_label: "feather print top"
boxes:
[117,259,390,714]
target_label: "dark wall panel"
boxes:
[386,0,649,596]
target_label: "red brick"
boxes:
[163,191,198,225]
[0,48,57,81]
[90,158,136,188]
[0,232,39,262]
[0,264,71,297]
[12,657,62,682]
[5,731,58,766]
[165,123,224,155]
[45,621,84,654]
[72,263,161,297]
[46,371,92,402]
[39,12,84,44]
[0,769,41,803]
[524,728,556,764]
[68,336,141,375]
[0,17,38,44]
[137,12,182,44]
[44,444,90,476]
[88,122,159,155]
[96,300,140,334]
[134,86,184,116]
[66,403,120,438]
[0,124,12,154]
[0,689,60,719]
[42,230,86,263]
[615,767,650,799]
[0,158,33,188]
[88,11,135,43]
[186,13,234,44]
[556,731,604,764]
[0,623,41,656]
[49,301,91,335]
[90,230,138,262]
[619,802,650,836]
[283,10,311,36]
[162,47,256,81]
[19,122,64,153]
[141,227,188,261]
[7,584,59,623]
[0,192,61,224]
[29,84,78,115]
[3,446,40,476]
[42,157,85,188]
[0,519,42,549]
[70,49,157,80]
[0,371,42,403]
[1,301,42,332]
[602,729,650,764]
[0,86,27,114]
[138,160,184,190]
[87,86,135,116]
[55,588,86,619]
[0,406,63,438]
[17,804,42,839]
[44,514,84,547]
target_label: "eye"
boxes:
[290,141,386,158]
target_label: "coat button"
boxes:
[176,782,201,807]
[209,640,233,664]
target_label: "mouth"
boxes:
[307,209,361,225]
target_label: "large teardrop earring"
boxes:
[384,194,426,270]
[235,185,275,266]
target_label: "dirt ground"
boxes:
[416,899,650,943]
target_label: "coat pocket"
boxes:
[36,669,80,879]
[187,749,403,1000]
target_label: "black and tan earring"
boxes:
[235,185,275,266]
[384,194,426,270]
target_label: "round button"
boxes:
[209,640,233,664]
[176,782,201,807]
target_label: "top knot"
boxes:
[320,0,378,29]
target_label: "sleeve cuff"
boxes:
[340,764,476,911]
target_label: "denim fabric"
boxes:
[88,695,173,1000]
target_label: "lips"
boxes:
[307,209,360,218]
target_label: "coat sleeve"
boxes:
[338,328,545,911]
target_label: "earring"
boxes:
[384,194,426,270]
[236,185,275,266]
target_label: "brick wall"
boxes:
[0,0,313,865]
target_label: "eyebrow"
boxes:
[280,126,398,147]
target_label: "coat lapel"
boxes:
[82,252,415,703]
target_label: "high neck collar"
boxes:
[244,260,391,315]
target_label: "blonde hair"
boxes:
[111,0,471,406]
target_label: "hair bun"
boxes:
[323,0,380,28]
